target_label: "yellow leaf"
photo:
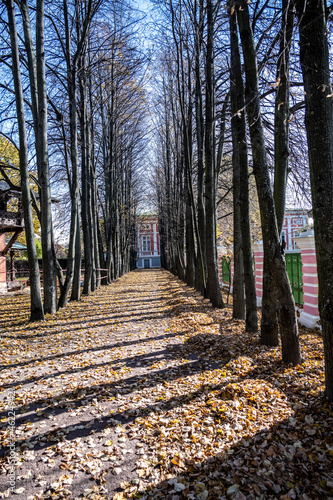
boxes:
[120,481,130,490]
[113,493,126,500]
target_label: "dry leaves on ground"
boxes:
[0,269,332,500]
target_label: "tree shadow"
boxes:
[2,354,330,498]
[0,329,325,449]
[1,269,329,499]
[1,323,323,431]
[137,407,332,499]
[0,331,183,372]
[0,338,231,429]
[0,304,182,340]
[0,322,331,499]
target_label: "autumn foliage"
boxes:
[0,270,332,499]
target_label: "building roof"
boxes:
[285,207,310,215]
[5,239,27,251]
[0,180,10,191]
[0,180,21,196]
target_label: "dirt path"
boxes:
[0,269,216,499]
[0,269,332,499]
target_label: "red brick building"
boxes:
[136,215,161,269]
[281,208,309,251]
[0,181,25,292]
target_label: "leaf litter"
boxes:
[0,269,332,499]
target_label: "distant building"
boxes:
[281,208,310,251]
[0,181,25,293]
[136,215,161,269]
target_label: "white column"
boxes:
[153,224,157,256]
[137,230,141,256]
[287,216,292,251]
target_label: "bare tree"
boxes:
[229,5,258,331]
[296,0,333,400]
[5,0,44,320]
[236,0,301,364]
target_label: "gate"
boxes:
[222,257,231,284]
[285,252,303,305]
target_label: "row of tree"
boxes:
[1,0,333,400]
[1,0,148,317]
[151,0,333,401]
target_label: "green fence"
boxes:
[285,252,303,305]
[222,252,303,305]
[222,257,231,284]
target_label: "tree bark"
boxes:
[185,169,196,287]
[260,0,294,338]
[58,69,79,307]
[230,8,251,323]
[231,131,245,320]
[79,52,93,294]
[296,0,333,400]
[274,0,294,235]
[36,0,57,314]
[6,0,44,321]
[20,0,57,314]
[70,212,81,301]
[231,13,258,332]
[236,0,301,363]
[205,0,223,308]
[194,0,206,294]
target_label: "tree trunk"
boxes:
[229,7,258,332]
[260,0,295,337]
[261,267,279,345]
[36,0,57,314]
[70,211,81,301]
[58,67,79,307]
[229,9,246,321]
[296,0,333,400]
[261,0,294,343]
[274,0,294,235]
[79,55,93,295]
[20,0,56,314]
[88,128,96,291]
[236,0,301,363]
[185,174,196,287]
[232,139,245,319]
[194,0,206,295]
[205,0,223,308]
[89,87,100,289]
[6,0,44,321]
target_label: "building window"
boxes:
[281,230,286,244]
[142,235,151,252]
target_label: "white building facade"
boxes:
[136,215,161,269]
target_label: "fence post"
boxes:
[293,230,320,329]
[253,240,264,306]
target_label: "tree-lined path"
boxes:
[0,269,332,499]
